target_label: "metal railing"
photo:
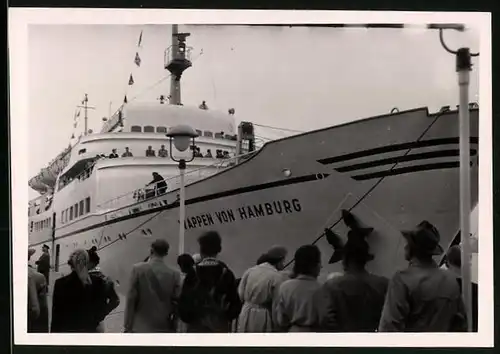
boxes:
[96,151,258,212]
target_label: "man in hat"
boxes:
[236,246,288,332]
[36,244,51,285]
[28,248,49,332]
[378,221,467,332]
[322,229,389,332]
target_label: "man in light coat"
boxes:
[378,221,467,332]
[237,246,288,332]
[124,239,182,333]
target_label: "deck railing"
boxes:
[95,151,257,213]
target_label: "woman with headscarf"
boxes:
[87,247,120,332]
[236,246,288,332]
[50,249,109,333]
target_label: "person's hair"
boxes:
[256,254,269,265]
[151,239,170,257]
[87,246,100,266]
[446,245,462,268]
[178,254,195,273]
[342,240,371,269]
[198,231,222,256]
[68,249,89,270]
[293,245,321,276]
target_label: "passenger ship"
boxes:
[28,25,479,293]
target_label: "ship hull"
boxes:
[29,108,479,295]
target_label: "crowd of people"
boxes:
[27,219,477,333]
[99,145,232,160]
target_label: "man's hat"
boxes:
[401,220,444,256]
[42,244,50,250]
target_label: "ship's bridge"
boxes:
[102,102,237,139]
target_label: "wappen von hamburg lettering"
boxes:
[178,198,302,230]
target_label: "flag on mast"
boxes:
[128,74,134,86]
[124,95,128,104]
[76,111,80,117]
[134,52,141,67]
[138,30,143,47]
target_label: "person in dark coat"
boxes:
[28,248,49,332]
[147,172,167,195]
[87,246,120,332]
[51,249,110,333]
[35,244,51,285]
[322,229,389,332]
[178,231,241,333]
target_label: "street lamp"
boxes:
[166,125,198,255]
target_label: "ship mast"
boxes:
[77,93,95,136]
[165,24,192,105]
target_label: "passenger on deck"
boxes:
[216,150,224,159]
[122,147,133,157]
[109,149,119,159]
[205,149,213,158]
[445,245,478,332]
[146,172,167,196]
[124,239,182,333]
[87,246,120,333]
[223,151,230,159]
[194,147,203,158]
[237,246,288,333]
[273,245,325,332]
[378,221,467,332]
[322,230,389,332]
[146,146,156,157]
[199,100,208,110]
[158,145,169,158]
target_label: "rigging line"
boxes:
[282,108,449,270]
[253,123,304,134]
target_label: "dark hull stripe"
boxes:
[336,149,477,173]
[52,173,329,241]
[317,137,479,165]
[352,161,462,181]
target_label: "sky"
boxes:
[28,24,480,197]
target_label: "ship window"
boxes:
[70,206,74,220]
[156,126,167,133]
[144,125,155,133]
[215,132,224,139]
[74,203,79,218]
[85,197,91,214]
[78,148,87,155]
[224,134,233,140]
[204,131,213,138]
[30,221,33,232]
[131,125,142,132]
[196,129,202,136]
[61,211,65,224]
[79,200,84,216]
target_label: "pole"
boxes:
[178,159,186,255]
[77,93,95,136]
[457,47,473,332]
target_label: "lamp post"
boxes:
[435,25,479,332]
[166,125,198,255]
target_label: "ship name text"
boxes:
[182,198,302,230]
